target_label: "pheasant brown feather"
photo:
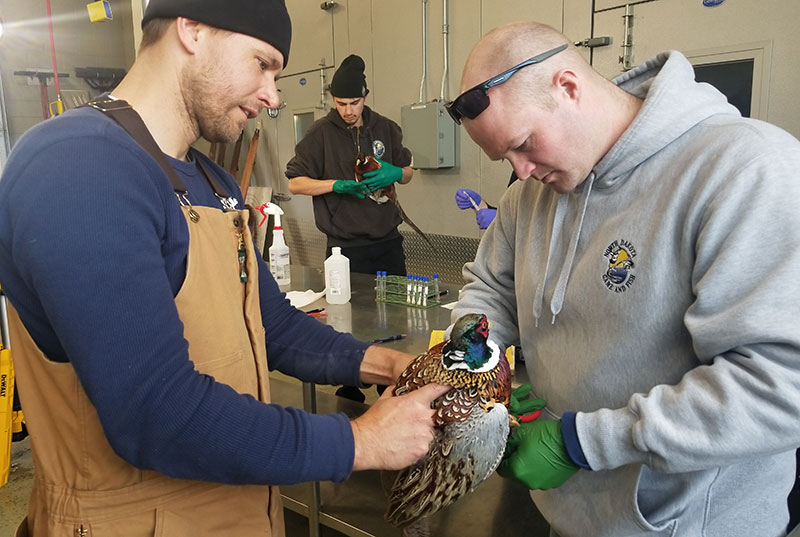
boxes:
[383,313,513,531]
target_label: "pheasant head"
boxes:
[442,313,494,371]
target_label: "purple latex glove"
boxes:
[455,188,482,210]
[476,208,497,229]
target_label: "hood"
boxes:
[533,50,740,325]
[592,50,741,189]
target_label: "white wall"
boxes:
[0,0,134,146]
[2,0,798,243]
[271,0,593,241]
[263,0,800,244]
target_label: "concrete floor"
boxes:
[1,436,33,537]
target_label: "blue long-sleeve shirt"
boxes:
[0,107,370,485]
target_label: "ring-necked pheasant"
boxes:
[354,151,435,251]
[383,313,513,536]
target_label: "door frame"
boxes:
[684,40,772,122]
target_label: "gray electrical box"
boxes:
[400,101,455,169]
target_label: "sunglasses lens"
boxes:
[447,88,490,124]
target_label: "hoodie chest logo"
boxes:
[602,239,637,293]
[373,140,386,158]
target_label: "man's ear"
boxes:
[553,69,580,103]
[174,17,203,54]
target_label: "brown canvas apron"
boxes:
[7,203,285,537]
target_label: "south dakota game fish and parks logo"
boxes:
[602,239,637,292]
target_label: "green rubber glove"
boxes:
[332,179,369,199]
[361,159,403,191]
[497,419,579,490]
[508,384,547,420]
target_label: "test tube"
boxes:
[433,273,440,299]
[375,271,381,301]
[423,276,430,306]
[406,275,412,303]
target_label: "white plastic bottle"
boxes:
[324,247,351,304]
[268,212,291,286]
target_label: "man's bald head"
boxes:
[455,21,642,194]
[460,21,586,99]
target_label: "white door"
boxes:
[588,0,800,137]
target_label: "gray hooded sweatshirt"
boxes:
[453,51,800,537]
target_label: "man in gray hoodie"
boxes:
[448,21,800,537]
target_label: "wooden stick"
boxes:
[229,131,244,178]
[239,121,261,199]
[216,142,227,168]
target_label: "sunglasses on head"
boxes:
[446,43,568,125]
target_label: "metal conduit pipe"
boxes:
[620,4,635,71]
[419,0,428,104]
[440,0,450,102]
[319,64,328,109]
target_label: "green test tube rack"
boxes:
[375,274,440,309]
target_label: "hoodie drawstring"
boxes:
[533,193,568,327]
[533,172,597,325]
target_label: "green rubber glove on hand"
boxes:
[332,179,369,199]
[508,384,547,420]
[497,419,579,490]
[361,159,403,192]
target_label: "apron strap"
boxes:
[84,98,232,201]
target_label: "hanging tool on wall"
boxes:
[239,120,261,199]
[13,70,70,121]
[229,131,244,178]
[215,141,227,168]
[44,0,64,117]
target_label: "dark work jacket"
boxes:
[285,106,412,248]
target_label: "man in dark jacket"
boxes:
[286,54,413,276]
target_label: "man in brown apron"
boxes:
[0,1,449,535]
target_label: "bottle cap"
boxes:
[332,246,341,255]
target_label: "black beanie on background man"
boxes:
[329,54,369,98]
[142,0,292,67]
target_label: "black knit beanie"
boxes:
[142,0,292,68]
[329,54,369,98]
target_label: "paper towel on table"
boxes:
[286,289,326,309]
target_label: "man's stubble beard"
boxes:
[182,62,243,144]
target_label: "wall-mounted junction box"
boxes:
[400,101,455,169]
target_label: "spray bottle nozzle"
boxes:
[256,202,284,228]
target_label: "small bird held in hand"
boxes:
[354,154,435,251]
[383,313,513,535]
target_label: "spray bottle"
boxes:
[260,203,291,286]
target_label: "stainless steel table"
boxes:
[272,266,549,537]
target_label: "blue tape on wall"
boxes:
[702,0,725,6]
